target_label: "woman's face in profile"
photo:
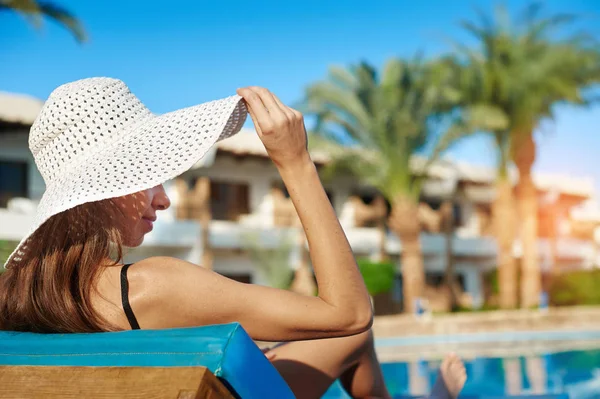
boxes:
[111,184,171,247]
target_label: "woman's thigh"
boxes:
[265,330,372,399]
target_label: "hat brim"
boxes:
[5,95,247,268]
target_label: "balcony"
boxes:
[0,208,593,266]
[143,220,500,260]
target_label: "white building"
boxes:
[0,91,597,312]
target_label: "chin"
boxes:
[124,236,145,248]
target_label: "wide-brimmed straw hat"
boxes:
[4,77,247,268]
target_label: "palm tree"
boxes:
[448,50,518,308]
[305,58,464,313]
[451,3,600,308]
[1,0,86,42]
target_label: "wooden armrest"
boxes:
[0,365,235,399]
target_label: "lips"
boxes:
[142,217,154,231]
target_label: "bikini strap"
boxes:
[120,263,141,330]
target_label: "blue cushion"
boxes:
[0,322,294,399]
[393,396,568,399]
[458,396,569,399]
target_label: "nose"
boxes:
[152,185,171,211]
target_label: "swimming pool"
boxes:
[323,345,600,398]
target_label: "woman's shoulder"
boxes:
[123,256,217,329]
[127,256,211,286]
[126,256,217,303]
[129,256,187,269]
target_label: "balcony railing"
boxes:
[0,209,594,265]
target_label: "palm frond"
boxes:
[526,13,579,41]
[38,1,87,42]
[0,0,86,42]
[327,65,358,89]
[517,1,543,29]
[306,81,372,134]
[0,0,40,13]
[305,56,464,201]
[0,0,43,27]
[459,20,488,42]
[319,144,390,193]
[450,1,600,167]
[472,4,495,35]
[494,3,512,35]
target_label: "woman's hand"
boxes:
[236,87,309,170]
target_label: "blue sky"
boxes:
[1,0,600,190]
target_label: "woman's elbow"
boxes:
[341,307,373,335]
[319,299,374,336]
[355,308,374,332]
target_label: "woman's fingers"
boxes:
[270,91,296,120]
[237,87,270,134]
[249,86,285,114]
[236,85,309,168]
[238,86,289,136]
[248,87,289,135]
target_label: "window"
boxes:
[453,203,464,228]
[210,181,250,221]
[425,272,465,291]
[0,161,28,208]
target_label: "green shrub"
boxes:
[357,258,396,296]
[483,269,499,295]
[0,240,17,274]
[549,269,600,306]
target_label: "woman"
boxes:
[0,78,466,399]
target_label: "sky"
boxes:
[1,0,600,192]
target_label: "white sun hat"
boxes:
[4,77,247,268]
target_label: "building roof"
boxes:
[0,91,594,199]
[216,128,331,164]
[442,158,594,198]
[0,92,44,125]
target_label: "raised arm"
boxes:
[135,87,372,341]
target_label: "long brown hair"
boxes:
[0,198,127,333]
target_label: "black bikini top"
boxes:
[120,263,140,330]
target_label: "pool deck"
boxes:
[371,306,600,362]
[256,307,600,362]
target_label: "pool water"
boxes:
[323,349,600,398]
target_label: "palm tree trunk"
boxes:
[441,201,459,311]
[195,177,213,270]
[389,195,424,313]
[377,219,388,262]
[174,178,190,220]
[549,206,560,276]
[494,176,518,309]
[515,134,540,308]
